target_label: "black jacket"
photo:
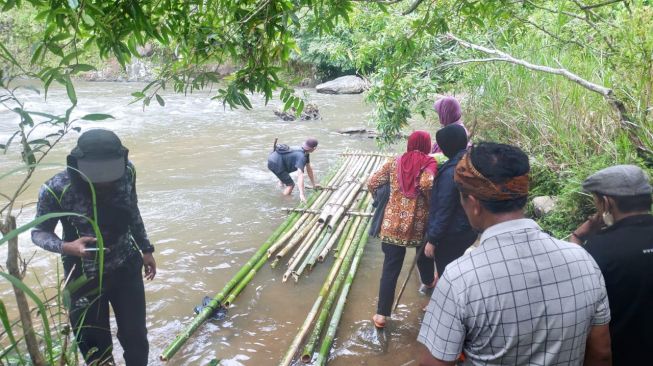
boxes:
[584,214,653,366]
[425,150,472,244]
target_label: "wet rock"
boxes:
[316,75,369,94]
[274,103,320,121]
[532,196,557,217]
[337,128,379,139]
[136,44,155,58]
[80,58,156,82]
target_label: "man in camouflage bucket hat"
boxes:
[32,129,155,365]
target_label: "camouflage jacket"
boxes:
[31,162,154,277]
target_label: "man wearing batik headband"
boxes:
[417,142,612,366]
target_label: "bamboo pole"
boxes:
[277,221,362,366]
[318,192,367,261]
[319,154,368,225]
[267,212,311,257]
[281,208,372,216]
[160,205,303,361]
[268,161,347,258]
[338,152,395,157]
[284,223,326,282]
[336,216,362,258]
[295,223,335,278]
[266,213,305,257]
[318,183,350,224]
[223,252,268,306]
[276,215,319,259]
[327,181,362,229]
[331,216,354,258]
[326,155,353,190]
[316,214,350,262]
[314,221,372,366]
[301,215,372,363]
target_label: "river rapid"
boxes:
[0,82,432,366]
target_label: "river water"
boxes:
[0,82,432,365]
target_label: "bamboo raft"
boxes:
[161,150,392,364]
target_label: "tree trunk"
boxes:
[2,216,46,366]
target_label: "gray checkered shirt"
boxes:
[418,219,610,365]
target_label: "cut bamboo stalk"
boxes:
[292,226,331,281]
[328,181,362,229]
[317,207,362,262]
[318,183,350,224]
[223,253,268,306]
[331,217,354,258]
[328,154,356,187]
[300,216,372,363]
[266,213,305,257]
[277,222,361,366]
[314,220,372,366]
[160,206,304,361]
[284,223,326,282]
[333,192,370,256]
[267,213,311,257]
[276,215,319,259]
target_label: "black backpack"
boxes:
[273,138,292,154]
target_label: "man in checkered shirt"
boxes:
[417,142,612,366]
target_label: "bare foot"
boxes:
[283,184,295,196]
[372,314,386,328]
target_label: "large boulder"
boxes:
[316,75,369,94]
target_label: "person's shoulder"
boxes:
[43,170,70,191]
[545,235,605,272]
[441,250,479,287]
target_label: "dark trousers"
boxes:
[377,242,434,316]
[417,231,478,283]
[67,262,148,365]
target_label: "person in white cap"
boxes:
[267,138,320,202]
[571,164,653,366]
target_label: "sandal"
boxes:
[418,275,439,294]
[372,314,386,329]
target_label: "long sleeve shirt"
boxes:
[367,158,434,247]
[31,162,153,276]
[426,150,472,244]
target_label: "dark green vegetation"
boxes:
[1,0,653,364]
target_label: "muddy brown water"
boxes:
[0,82,433,365]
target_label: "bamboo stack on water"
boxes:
[160,150,390,362]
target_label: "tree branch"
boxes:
[513,15,586,49]
[523,0,584,20]
[445,33,631,127]
[580,0,625,11]
[439,58,510,68]
[402,0,424,15]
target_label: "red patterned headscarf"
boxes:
[397,131,437,198]
[454,152,529,201]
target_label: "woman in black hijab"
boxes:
[417,124,477,289]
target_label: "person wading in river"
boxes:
[367,130,437,328]
[267,138,320,202]
[32,129,156,366]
